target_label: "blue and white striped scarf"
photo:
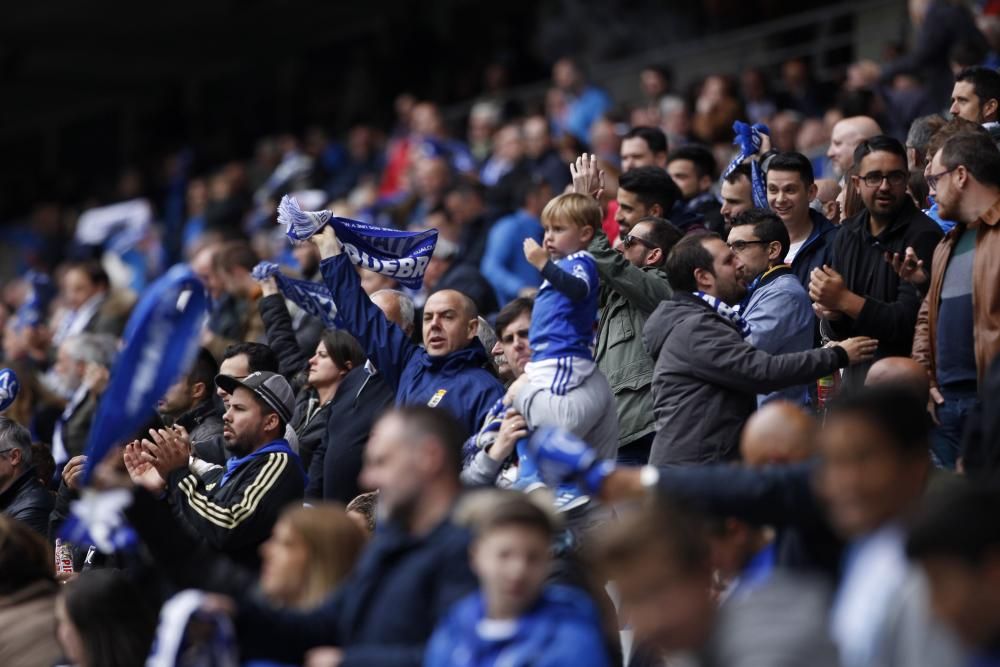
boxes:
[722,121,770,209]
[252,261,341,329]
[694,291,751,338]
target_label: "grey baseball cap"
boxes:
[215,371,295,424]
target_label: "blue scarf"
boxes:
[277,195,438,290]
[14,271,55,330]
[694,291,751,338]
[252,261,341,329]
[220,439,304,488]
[722,121,770,208]
[82,264,207,484]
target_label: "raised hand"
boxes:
[523,237,549,270]
[570,153,605,200]
[140,427,191,477]
[884,246,928,286]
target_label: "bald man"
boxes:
[827,116,882,177]
[312,226,504,437]
[864,356,930,406]
[813,178,842,223]
[740,401,818,466]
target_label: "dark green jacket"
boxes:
[590,229,672,448]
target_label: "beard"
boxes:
[223,428,257,458]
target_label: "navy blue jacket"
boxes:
[789,209,838,289]
[424,585,610,667]
[237,517,478,667]
[321,255,504,438]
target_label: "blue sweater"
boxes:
[321,255,504,438]
[424,585,610,667]
[479,210,543,306]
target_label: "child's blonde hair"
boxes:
[541,192,603,230]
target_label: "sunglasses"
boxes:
[621,234,656,250]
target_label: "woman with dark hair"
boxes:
[289,330,366,470]
[55,569,157,667]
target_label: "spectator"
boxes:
[739,400,817,467]
[920,117,985,234]
[826,116,882,179]
[50,332,116,464]
[907,481,1000,664]
[720,163,754,230]
[205,241,266,359]
[420,234,499,319]
[643,233,875,466]
[905,114,946,172]
[765,152,838,288]
[810,136,942,387]
[480,176,548,306]
[235,407,479,666]
[949,66,1000,147]
[56,570,157,667]
[728,209,814,406]
[425,491,610,667]
[444,180,493,266]
[666,145,725,234]
[52,260,133,345]
[911,132,1000,469]
[156,347,224,451]
[615,166,683,237]
[589,208,681,464]
[312,225,504,439]
[620,126,669,173]
[509,193,618,460]
[305,289,409,503]
[127,371,306,569]
[522,115,572,194]
[550,58,611,144]
[0,515,61,666]
[0,417,52,536]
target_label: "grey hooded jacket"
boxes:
[643,292,847,467]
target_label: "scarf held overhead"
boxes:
[252,261,341,329]
[82,264,207,484]
[276,195,438,290]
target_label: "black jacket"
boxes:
[236,514,477,667]
[0,468,53,537]
[306,366,394,502]
[166,444,305,570]
[826,199,942,359]
[643,293,847,467]
[790,209,838,289]
[176,398,225,450]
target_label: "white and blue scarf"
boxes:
[722,121,770,208]
[276,195,438,290]
[694,291,752,338]
[252,261,341,329]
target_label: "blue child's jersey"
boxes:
[529,251,599,361]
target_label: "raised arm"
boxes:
[589,227,672,314]
[314,227,416,392]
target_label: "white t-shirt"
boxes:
[785,240,806,263]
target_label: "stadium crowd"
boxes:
[4,0,1000,665]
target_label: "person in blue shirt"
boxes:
[310,225,504,439]
[507,193,618,460]
[480,177,549,306]
[424,491,610,667]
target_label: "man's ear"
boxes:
[649,203,664,218]
[768,241,784,264]
[699,175,713,192]
[693,267,714,292]
[808,182,819,202]
[191,381,207,402]
[264,411,281,435]
[646,247,663,267]
[984,98,999,121]
[467,316,480,340]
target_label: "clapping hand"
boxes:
[570,153,605,200]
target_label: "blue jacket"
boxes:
[789,209,838,289]
[742,265,814,406]
[321,255,504,438]
[424,585,610,667]
[480,209,543,305]
[238,517,478,667]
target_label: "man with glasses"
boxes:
[593,214,683,464]
[728,209,814,406]
[912,131,1000,469]
[0,417,52,537]
[809,136,942,387]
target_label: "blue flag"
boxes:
[252,261,341,329]
[15,271,55,329]
[277,195,438,290]
[82,264,207,484]
[59,489,138,553]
